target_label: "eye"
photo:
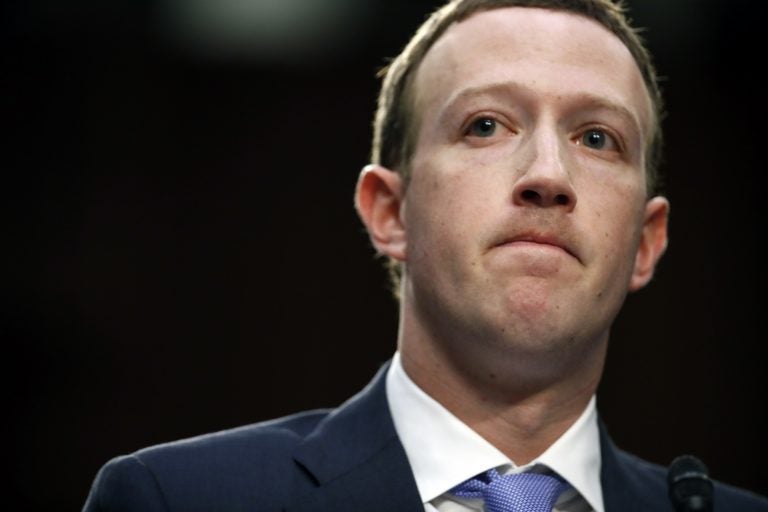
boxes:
[579,128,619,152]
[467,117,498,138]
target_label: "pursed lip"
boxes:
[494,232,580,262]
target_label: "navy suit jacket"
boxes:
[84,363,768,511]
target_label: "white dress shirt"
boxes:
[386,352,604,512]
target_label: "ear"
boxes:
[354,164,407,261]
[629,196,669,291]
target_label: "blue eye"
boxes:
[468,117,497,137]
[582,129,608,149]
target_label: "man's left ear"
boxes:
[629,196,669,291]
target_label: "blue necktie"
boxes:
[450,468,568,512]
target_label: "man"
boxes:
[83,1,768,511]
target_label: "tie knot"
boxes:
[451,469,568,512]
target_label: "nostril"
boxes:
[516,188,573,208]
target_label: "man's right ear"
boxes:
[354,164,407,262]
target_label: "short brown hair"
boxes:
[369,0,664,296]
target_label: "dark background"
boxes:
[5,0,767,509]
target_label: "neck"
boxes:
[398,308,607,465]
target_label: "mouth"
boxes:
[495,232,579,262]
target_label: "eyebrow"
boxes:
[438,81,647,140]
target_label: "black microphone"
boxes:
[668,454,714,512]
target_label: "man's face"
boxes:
[399,8,667,356]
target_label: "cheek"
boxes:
[576,166,643,238]
[405,165,492,271]
[589,190,646,275]
[409,156,499,226]
[404,175,453,263]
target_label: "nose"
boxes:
[512,131,577,212]
[514,181,575,209]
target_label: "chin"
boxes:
[496,323,570,352]
[501,284,562,326]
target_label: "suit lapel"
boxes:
[290,365,681,512]
[599,419,673,512]
[287,362,423,512]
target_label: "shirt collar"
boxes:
[386,351,604,512]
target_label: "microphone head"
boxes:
[668,455,714,512]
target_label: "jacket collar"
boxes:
[288,362,423,512]
[288,361,672,512]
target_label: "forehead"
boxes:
[411,7,652,137]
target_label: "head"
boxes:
[368,0,664,297]
[355,0,669,382]
[373,0,663,189]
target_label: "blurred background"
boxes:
[4,0,766,509]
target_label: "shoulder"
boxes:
[136,408,330,469]
[612,447,768,511]
[84,363,398,511]
[84,409,331,512]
